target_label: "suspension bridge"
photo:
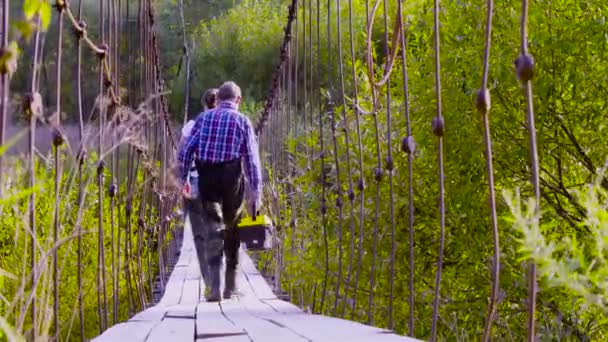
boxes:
[0,0,548,340]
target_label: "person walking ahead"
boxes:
[179,88,218,295]
[178,81,262,302]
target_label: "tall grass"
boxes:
[0,96,179,341]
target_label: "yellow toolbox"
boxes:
[237,214,273,251]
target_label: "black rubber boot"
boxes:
[205,264,221,302]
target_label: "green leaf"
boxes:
[23,0,39,20]
[13,21,34,40]
[39,1,52,31]
[0,41,20,77]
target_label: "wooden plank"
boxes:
[91,321,158,342]
[261,298,303,314]
[253,314,420,342]
[195,302,246,339]
[196,334,250,342]
[238,250,276,300]
[166,304,197,318]
[130,307,167,322]
[180,278,201,305]
[220,299,308,341]
[146,317,195,342]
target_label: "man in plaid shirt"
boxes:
[178,81,262,302]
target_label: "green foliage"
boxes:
[250,0,608,340]
[0,149,161,340]
[505,168,608,317]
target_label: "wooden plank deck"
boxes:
[92,219,421,342]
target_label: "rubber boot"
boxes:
[223,267,236,299]
[205,264,221,302]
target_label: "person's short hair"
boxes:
[202,88,218,110]
[217,81,242,102]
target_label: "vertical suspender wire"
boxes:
[476,0,499,339]
[299,0,307,255]
[0,0,8,192]
[308,0,314,166]
[124,0,138,316]
[108,0,118,324]
[52,4,65,339]
[516,0,538,340]
[104,0,119,320]
[290,3,299,258]
[382,0,397,329]
[302,0,308,171]
[397,0,415,334]
[178,0,191,124]
[316,0,329,315]
[366,0,383,325]
[336,0,356,319]
[74,0,85,337]
[157,6,169,309]
[28,14,42,341]
[97,0,108,331]
[429,0,446,337]
[348,0,366,321]
[327,0,345,316]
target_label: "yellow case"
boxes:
[237,215,272,228]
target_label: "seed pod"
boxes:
[514,54,534,82]
[475,88,491,114]
[432,116,445,137]
[321,200,327,215]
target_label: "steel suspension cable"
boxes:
[476,0,500,339]
[381,0,397,329]
[347,0,366,321]
[315,0,330,315]
[0,0,8,193]
[326,0,345,316]
[515,0,539,339]
[25,14,43,340]
[429,0,447,338]
[396,0,415,335]
[335,0,356,319]
[52,2,66,338]
[74,0,85,337]
[365,0,384,325]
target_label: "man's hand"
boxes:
[182,181,192,199]
[247,191,260,219]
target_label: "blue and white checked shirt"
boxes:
[177,101,262,204]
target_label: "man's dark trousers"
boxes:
[195,159,244,300]
[185,197,210,290]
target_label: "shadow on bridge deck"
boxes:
[92,220,421,342]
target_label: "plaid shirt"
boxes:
[177,101,262,203]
